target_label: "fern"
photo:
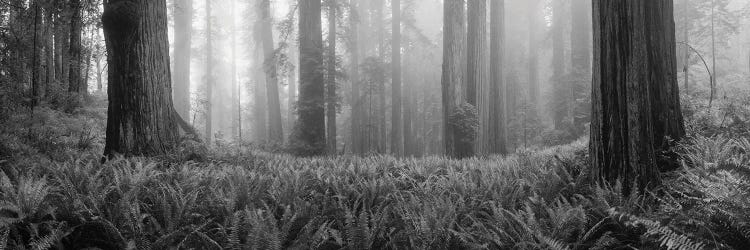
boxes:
[609,209,705,250]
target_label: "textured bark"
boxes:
[390,0,402,156]
[260,0,284,142]
[325,0,336,154]
[55,4,70,85]
[551,0,566,129]
[441,0,466,158]
[489,0,507,155]
[204,0,213,144]
[102,0,179,156]
[465,0,485,157]
[293,0,326,155]
[590,0,685,195]
[68,0,83,94]
[173,0,192,122]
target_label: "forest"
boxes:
[1,0,750,249]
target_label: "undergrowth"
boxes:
[0,93,748,249]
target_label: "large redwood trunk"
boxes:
[489,0,507,155]
[102,0,179,156]
[441,0,466,158]
[293,0,326,155]
[590,0,685,195]
[260,0,284,143]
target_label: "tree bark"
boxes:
[590,0,685,195]
[466,0,485,157]
[390,0,402,156]
[293,0,326,155]
[102,0,179,156]
[441,0,466,158]
[67,0,83,95]
[489,0,507,155]
[173,0,192,122]
[260,0,284,143]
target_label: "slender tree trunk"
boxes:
[349,0,362,155]
[391,0,402,156]
[31,0,42,107]
[441,0,466,158]
[173,0,192,122]
[489,0,507,155]
[293,0,326,155]
[683,0,689,95]
[260,0,284,142]
[204,0,213,144]
[68,0,83,94]
[551,0,566,129]
[590,0,685,195]
[44,7,55,98]
[325,0,337,154]
[527,0,539,108]
[102,0,179,156]
[375,0,386,153]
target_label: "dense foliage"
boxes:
[0,91,748,250]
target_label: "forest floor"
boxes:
[1,92,750,249]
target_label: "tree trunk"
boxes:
[31,0,42,107]
[527,0,539,108]
[293,0,326,155]
[590,0,685,195]
[325,0,337,154]
[551,0,566,129]
[102,0,179,156]
[375,0,386,154]
[260,0,284,143]
[441,0,466,158]
[466,0,485,157]
[489,0,507,155]
[173,0,192,122]
[391,0,402,156]
[204,0,213,144]
[68,0,83,94]
[55,5,70,86]
[44,6,55,98]
[349,0,362,155]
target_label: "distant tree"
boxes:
[590,0,685,195]
[173,0,192,122]
[102,0,179,156]
[204,0,213,144]
[551,0,566,129]
[527,0,540,108]
[293,0,325,155]
[391,0,402,156]
[325,0,336,154]
[489,0,507,155]
[570,0,591,137]
[441,0,466,158]
[259,0,284,143]
[348,0,362,155]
